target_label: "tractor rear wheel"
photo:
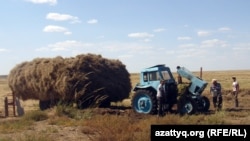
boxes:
[198,96,210,112]
[177,96,197,115]
[131,90,157,114]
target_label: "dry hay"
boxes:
[8,53,131,108]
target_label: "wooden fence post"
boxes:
[200,67,203,79]
[4,97,8,117]
[4,93,17,117]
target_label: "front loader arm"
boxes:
[176,66,208,95]
[176,66,194,81]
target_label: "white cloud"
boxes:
[201,39,228,48]
[49,40,92,48]
[128,32,154,38]
[46,13,81,23]
[32,39,241,73]
[232,47,250,51]
[177,36,192,40]
[218,27,231,31]
[232,43,250,51]
[43,25,70,34]
[0,48,8,52]
[98,41,153,53]
[165,50,175,55]
[36,40,94,52]
[36,40,146,57]
[197,31,211,37]
[87,19,98,24]
[143,39,151,42]
[25,0,57,5]
[64,31,72,35]
[97,35,105,39]
[118,54,133,59]
[178,44,196,48]
[176,47,207,58]
[153,28,166,32]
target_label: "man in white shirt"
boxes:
[232,77,239,107]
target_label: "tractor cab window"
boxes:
[143,71,161,82]
[161,70,171,80]
[149,71,160,81]
[143,72,148,82]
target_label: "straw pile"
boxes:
[8,53,131,108]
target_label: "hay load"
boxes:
[8,53,131,110]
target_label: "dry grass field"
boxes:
[0,70,250,141]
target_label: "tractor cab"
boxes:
[132,65,178,114]
[133,64,176,93]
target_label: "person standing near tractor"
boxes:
[157,80,165,117]
[232,77,239,107]
[210,79,223,110]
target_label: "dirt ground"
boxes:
[0,118,96,141]
[1,74,250,141]
[0,75,134,141]
[1,76,88,141]
[1,95,250,141]
[0,103,139,141]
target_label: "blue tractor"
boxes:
[131,65,210,115]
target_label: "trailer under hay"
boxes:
[8,53,131,110]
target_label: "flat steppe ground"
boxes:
[0,70,250,141]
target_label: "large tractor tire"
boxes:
[131,90,157,114]
[197,96,210,112]
[177,96,197,115]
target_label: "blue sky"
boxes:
[1,0,250,75]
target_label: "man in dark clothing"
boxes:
[210,79,222,110]
[157,80,165,117]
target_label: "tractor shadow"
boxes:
[201,107,250,115]
[224,107,250,112]
[92,105,133,116]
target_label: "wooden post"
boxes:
[4,97,8,117]
[4,93,17,117]
[200,67,203,79]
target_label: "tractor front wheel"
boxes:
[198,96,210,112]
[177,96,197,115]
[131,90,157,115]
